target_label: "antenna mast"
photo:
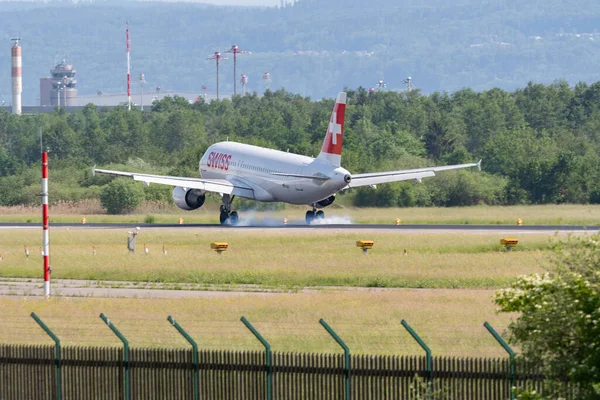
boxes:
[126,21,131,110]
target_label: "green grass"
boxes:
[0,227,569,356]
[0,229,554,289]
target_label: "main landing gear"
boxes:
[305,205,325,224]
[219,194,239,226]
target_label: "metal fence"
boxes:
[0,344,578,400]
[0,313,577,399]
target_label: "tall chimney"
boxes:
[11,38,22,115]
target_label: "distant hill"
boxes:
[2,0,600,104]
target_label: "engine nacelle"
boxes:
[172,187,206,211]
[316,195,335,208]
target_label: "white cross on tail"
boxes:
[329,112,342,145]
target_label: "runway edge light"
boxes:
[500,238,518,251]
[356,240,374,254]
[211,242,228,255]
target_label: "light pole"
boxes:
[63,76,67,107]
[241,74,248,95]
[138,73,146,110]
[207,52,227,101]
[226,44,248,96]
[263,72,271,90]
[57,79,65,108]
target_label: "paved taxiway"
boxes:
[1,222,598,233]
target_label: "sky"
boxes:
[0,0,283,5]
[198,0,280,4]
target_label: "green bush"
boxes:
[100,178,145,214]
[495,234,600,399]
[144,215,156,224]
[144,184,172,203]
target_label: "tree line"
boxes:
[1,82,600,209]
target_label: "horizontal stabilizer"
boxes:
[347,160,481,188]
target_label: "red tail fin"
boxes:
[317,92,346,167]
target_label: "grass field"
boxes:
[0,227,571,356]
[0,290,515,357]
[0,229,553,288]
[1,202,600,225]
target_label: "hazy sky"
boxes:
[177,0,281,5]
[0,0,283,5]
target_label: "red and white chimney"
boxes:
[11,38,22,115]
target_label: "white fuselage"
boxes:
[199,142,351,205]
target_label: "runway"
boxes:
[0,222,598,232]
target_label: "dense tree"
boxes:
[1,82,600,210]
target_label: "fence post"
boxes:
[100,313,130,400]
[30,312,61,400]
[240,316,271,400]
[319,319,351,400]
[484,321,515,400]
[401,319,432,400]
[167,316,199,400]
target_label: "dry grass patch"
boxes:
[0,289,513,357]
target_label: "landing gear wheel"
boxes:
[315,210,325,219]
[219,211,229,225]
[229,211,239,226]
[305,210,315,225]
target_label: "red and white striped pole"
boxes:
[42,151,50,297]
[11,38,22,115]
[126,21,131,111]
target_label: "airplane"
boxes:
[93,92,481,225]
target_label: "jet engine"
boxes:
[316,195,335,208]
[172,187,206,211]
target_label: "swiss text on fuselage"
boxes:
[207,152,231,171]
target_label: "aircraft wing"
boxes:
[347,160,481,188]
[93,168,255,199]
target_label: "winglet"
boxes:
[477,159,482,171]
[92,165,96,177]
